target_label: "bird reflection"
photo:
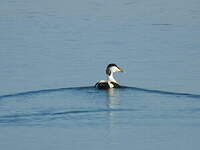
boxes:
[106,88,121,109]
[106,88,122,129]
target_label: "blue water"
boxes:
[1,0,200,149]
[1,87,200,149]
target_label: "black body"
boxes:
[95,81,121,89]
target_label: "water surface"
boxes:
[0,0,200,149]
[1,87,200,149]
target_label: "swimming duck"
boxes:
[95,64,123,89]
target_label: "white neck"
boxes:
[107,72,117,83]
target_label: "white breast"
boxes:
[108,82,114,88]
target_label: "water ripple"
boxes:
[124,86,200,98]
[0,108,135,124]
[0,86,93,99]
[0,86,200,100]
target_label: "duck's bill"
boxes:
[118,68,124,72]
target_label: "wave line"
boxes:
[123,86,200,98]
[0,86,93,99]
[0,86,200,100]
[0,108,135,122]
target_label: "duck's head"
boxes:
[95,64,124,89]
[106,64,123,76]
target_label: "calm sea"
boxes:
[0,0,200,149]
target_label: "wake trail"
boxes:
[0,86,200,99]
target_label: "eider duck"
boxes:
[95,64,123,89]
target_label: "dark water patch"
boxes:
[151,23,172,26]
[124,2,136,5]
